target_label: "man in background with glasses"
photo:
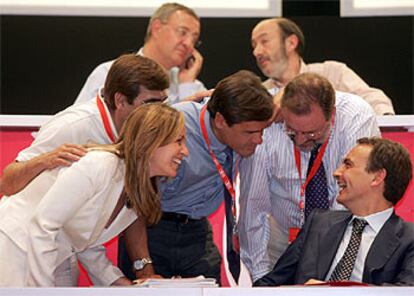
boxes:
[74,2,206,106]
[238,73,380,283]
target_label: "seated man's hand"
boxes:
[135,264,163,280]
[111,276,133,286]
[304,278,325,285]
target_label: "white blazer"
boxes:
[0,150,137,286]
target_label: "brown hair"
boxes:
[144,2,199,43]
[103,54,169,111]
[115,103,184,225]
[275,18,305,57]
[357,137,413,205]
[281,72,335,120]
[207,70,274,126]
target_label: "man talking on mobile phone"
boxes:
[74,3,206,106]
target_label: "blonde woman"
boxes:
[0,103,188,287]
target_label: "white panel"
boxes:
[2,115,414,131]
[341,0,414,17]
[0,0,282,17]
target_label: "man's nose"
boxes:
[253,44,262,58]
[182,35,194,49]
[252,133,263,145]
[294,133,308,146]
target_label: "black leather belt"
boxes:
[161,212,200,224]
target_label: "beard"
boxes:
[264,43,289,81]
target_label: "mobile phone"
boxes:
[184,55,195,70]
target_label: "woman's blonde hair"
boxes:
[115,103,184,225]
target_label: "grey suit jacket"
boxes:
[254,209,414,286]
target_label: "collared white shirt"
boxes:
[17,94,117,162]
[325,207,394,282]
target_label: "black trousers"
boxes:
[118,216,222,284]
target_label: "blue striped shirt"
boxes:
[238,91,380,281]
[159,102,231,218]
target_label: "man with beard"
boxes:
[238,73,380,282]
[74,2,206,105]
[254,137,414,286]
[251,18,394,115]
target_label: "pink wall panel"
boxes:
[382,132,414,223]
[0,130,35,171]
[1,128,413,286]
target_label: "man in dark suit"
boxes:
[254,137,414,286]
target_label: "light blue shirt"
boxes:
[325,207,394,282]
[159,102,232,219]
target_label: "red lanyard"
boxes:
[294,140,329,198]
[96,95,116,143]
[199,106,237,216]
[293,113,334,224]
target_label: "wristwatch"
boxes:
[133,257,153,271]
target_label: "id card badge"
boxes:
[289,227,301,244]
[232,224,240,253]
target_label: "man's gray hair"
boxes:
[144,2,199,42]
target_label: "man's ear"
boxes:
[213,112,228,130]
[114,92,127,109]
[151,19,163,39]
[285,34,299,54]
[371,168,386,187]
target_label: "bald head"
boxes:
[251,18,305,82]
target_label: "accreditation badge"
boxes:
[288,227,301,244]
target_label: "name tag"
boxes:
[289,227,301,244]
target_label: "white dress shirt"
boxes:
[325,207,394,282]
[17,94,116,162]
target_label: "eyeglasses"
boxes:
[141,96,168,105]
[170,25,202,48]
[283,121,330,141]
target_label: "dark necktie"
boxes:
[304,145,329,220]
[329,218,368,281]
[223,149,240,282]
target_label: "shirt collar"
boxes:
[352,207,393,234]
[270,59,307,88]
[299,58,307,74]
[138,47,177,84]
[137,47,144,56]
[97,90,118,140]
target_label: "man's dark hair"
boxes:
[281,72,335,121]
[357,137,413,205]
[276,18,305,57]
[207,70,274,126]
[104,54,169,110]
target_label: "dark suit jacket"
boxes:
[254,209,414,286]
